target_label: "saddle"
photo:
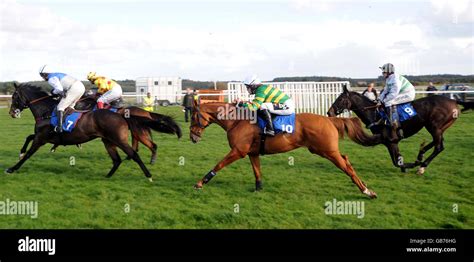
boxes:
[109,98,125,108]
[257,113,296,155]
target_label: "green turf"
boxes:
[0,106,472,229]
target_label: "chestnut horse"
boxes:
[189,100,381,199]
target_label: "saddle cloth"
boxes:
[257,113,296,134]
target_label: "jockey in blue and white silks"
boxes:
[39,65,85,133]
[378,63,416,140]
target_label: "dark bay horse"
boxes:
[327,85,459,175]
[17,92,182,164]
[189,100,380,199]
[6,83,174,180]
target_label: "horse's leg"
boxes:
[6,138,46,173]
[414,141,435,165]
[19,134,35,159]
[322,151,377,199]
[115,141,153,181]
[102,139,122,178]
[138,129,158,165]
[385,143,407,172]
[50,144,59,153]
[194,148,245,189]
[417,133,445,175]
[249,154,262,191]
[126,134,140,160]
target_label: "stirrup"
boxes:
[264,128,275,136]
[54,126,63,133]
[397,129,404,139]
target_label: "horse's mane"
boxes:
[350,90,376,105]
[18,83,50,97]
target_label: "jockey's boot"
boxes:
[388,106,400,142]
[260,109,275,137]
[56,110,64,133]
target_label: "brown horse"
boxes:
[17,94,182,164]
[189,100,380,199]
[6,83,177,180]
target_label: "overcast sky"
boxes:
[0,0,472,82]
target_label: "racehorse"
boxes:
[6,83,177,180]
[189,100,380,199]
[17,91,182,164]
[327,85,459,175]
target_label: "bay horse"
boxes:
[189,100,381,199]
[5,83,176,180]
[17,92,182,164]
[327,85,459,175]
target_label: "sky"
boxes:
[0,0,472,82]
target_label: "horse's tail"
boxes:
[126,114,182,139]
[328,117,381,146]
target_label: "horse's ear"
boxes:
[342,83,349,93]
[13,82,18,89]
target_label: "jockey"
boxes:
[238,75,295,136]
[39,65,85,133]
[378,63,416,139]
[87,72,123,109]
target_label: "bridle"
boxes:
[332,94,382,129]
[190,103,212,138]
[12,88,55,122]
[13,88,50,110]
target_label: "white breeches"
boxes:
[57,81,85,111]
[97,84,123,104]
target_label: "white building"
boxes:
[135,77,182,106]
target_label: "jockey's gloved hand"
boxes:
[375,99,382,107]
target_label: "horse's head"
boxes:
[190,98,213,143]
[327,84,353,117]
[327,84,373,117]
[9,83,29,118]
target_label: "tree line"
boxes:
[1,74,473,94]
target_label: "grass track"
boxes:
[0,106,472,229]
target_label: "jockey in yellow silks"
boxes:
[87,72,123,109]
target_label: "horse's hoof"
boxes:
[5,168,14,174]
[148,177,153,183]
[417,167,425,175]
[370,192,377,199]
[363,188,377,199]
[194,183,203,190]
